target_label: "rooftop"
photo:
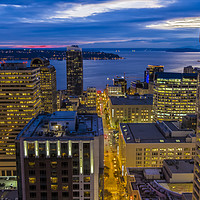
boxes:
[155,72,198,79]
[163,159,194,174]
[110,94,153,105]
[120,122,195,143]
[16,111,103,141]
[0,63,38,70]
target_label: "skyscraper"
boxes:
[16,111,104,200]
[31,57,57,113]
[144,65,164,83]
[153,72,197,122]
[66,45,83,96]
[113,77,127,94]
[193,73,200,200]
[0,63,41,176]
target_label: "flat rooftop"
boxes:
[16,111,103,141]
[120,122,195,143]
[110,95,153,105]
[50,111,77,120]
[155,72,198,79]
[163,121,179,131]
[164,159,194,174]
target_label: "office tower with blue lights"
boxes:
[144,65,164,83]
[31,57,57,113]
[16,111,104,200]
[66,45,83,96]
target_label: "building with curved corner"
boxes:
[31,57,57,113]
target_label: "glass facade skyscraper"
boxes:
[66,45,83,96]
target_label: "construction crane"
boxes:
[107,72,143,81]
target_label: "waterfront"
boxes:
[12,49,200,90]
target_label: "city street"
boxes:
[97,94,128,200]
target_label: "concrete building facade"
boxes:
[16,111,104,200]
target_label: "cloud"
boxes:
[0,4,26,8]
[0,37,163,48]
[146,17,200,29]
[49,0,175,19]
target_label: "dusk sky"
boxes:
[0,0,200,48]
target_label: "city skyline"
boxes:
[0,0,200,48]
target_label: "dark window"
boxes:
[73,184,79,190]
[13,170,16,176]
[1,171,5,176]
[73,192,79,197]
[61,162,68,168]
[84,184,90,190]
[40,185,47,190]
[62,170,68,176]
[51,192,58,200]
[62,192,69,198]
[39,162,46,168]
[7,170,11,176]
[29,170,35,176]
[73,169,79,175]
[30,192,36,198]
[73,161,79,167]
[40,177,47,183]
[62,177,68,183]
[29,185,36,191]
[40,170,46,176]
[41,192,47,200]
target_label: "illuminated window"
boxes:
[51,185,58,191]
[51,177,58,183]
[84,177,90,182]
[62,185,69,191]
[29,177,36,184]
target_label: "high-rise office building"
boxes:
[144,65,164,83]
[31,57,57,113]
[153,72,198,122]
[86,87,96,108]
[193,72,200,200]
[66,45,83,96]
[0,63,41,176]
[113,77,127,94]
[16,111,104,200]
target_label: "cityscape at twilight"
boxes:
[0,0,200,200]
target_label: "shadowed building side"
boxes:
[31,57,57,113]
[66,45,83,96]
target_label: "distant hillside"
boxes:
[0,49,124,61]
[166,48,200,52]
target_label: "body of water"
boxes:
[12,49,200,90]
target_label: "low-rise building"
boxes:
[119,121,196,170]
[108,94,153,127]
[105,85,123,96]
[163,159,194,183]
